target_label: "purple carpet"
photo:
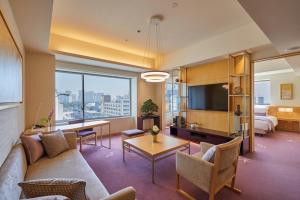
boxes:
[81,131,300,200]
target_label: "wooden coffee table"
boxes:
[122,134,190,183]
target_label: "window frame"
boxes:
[254,79,271,105]
[55,70,132,123]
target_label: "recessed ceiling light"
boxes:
[172,2,178,8]
[285,46,300,52]
[137,30,141,33]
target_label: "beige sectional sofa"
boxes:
[0,132,135,200]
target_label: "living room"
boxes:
[0,0,300,200]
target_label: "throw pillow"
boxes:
[202,145,216,162]
[21,134,45,164]
[39,130,70,158]
[18,178,87,200]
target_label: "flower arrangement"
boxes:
[150,125,160,135]
[47,108,54,127]
[150,125,160,143]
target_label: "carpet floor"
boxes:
[81,131,300,200]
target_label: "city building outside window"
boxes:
[55,71,131,122]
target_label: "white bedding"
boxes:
[255,115,278,134]
[267,115,278,126]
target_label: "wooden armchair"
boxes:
[176,137,242,200]
[68,119,97,151]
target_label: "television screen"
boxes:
[188,83,228,111]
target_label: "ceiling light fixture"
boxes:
[141,15,169,83]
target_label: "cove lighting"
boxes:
[278,107,294,112]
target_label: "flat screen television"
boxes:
[188,83,228,111]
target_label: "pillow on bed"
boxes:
[254,105,268,116]
[255,113,266,116]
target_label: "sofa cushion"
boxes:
[21,195,70,200]
[0,144,27,200]
[40,131,69,158]
[63,132,77,149]
[21,134,45,164]
[25,149,109,200]
[19,178,87,200]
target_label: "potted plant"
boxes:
[150,125,160,142]
[141,99,158,116]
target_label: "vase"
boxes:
[152,134,158,143]
[234,105,242,116]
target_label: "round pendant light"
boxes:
[141,15,169,83]
[141,71,170,82]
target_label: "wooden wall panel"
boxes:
[187,110,228,132]
[187,59,228,85]
[186,59,228,134]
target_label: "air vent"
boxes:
[285,46,300,52]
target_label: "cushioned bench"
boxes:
[121,129,145,140]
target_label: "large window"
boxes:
[254,80,271,105]
[55,71,131,122]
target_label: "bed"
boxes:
[254,105,278,135]
[255,115,278,135]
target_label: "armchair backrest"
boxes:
[209,136,242,193]
[214,137,242,172]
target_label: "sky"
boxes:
[55,72,130,97]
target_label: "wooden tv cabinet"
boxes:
[170,125,249,155]
[170,125,231,145]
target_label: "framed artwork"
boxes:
[0,9,23,108]
[280,83,293,100]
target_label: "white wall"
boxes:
[0,0,25,166]
[255,72,300,106]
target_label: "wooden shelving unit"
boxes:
[178,67,188,119]
[228,53,251,154]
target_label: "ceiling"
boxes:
[254,58,292,74]
[238,0,300,54]
[239,0,300,74]
[9,0,53,53]
[13,0,297,70]
[51,0,253,56]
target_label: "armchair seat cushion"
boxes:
[78,130,96,137]
[25,149,109,200]
[192,151,204,158]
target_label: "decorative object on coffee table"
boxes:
[141,99,158,116]
[150,125,160,142]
